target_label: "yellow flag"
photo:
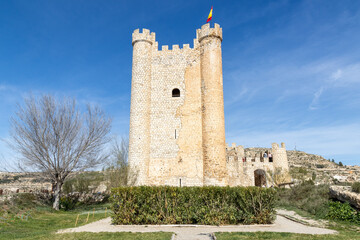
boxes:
[207,6,213,23]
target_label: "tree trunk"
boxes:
[53,181,63,210]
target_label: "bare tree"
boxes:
[9,94,111,210]
[266,167,291,187]
[105,137,137,188]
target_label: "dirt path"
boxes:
[58,212,337,240]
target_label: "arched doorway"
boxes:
[254,169,266,187]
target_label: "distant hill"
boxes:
[286,150,360,184]
[0,150,359,195]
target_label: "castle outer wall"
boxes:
[226,142,290,186]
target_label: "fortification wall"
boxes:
[226,143,289,186]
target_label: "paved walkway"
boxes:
[58,213,337,240]
[58,215,336,240]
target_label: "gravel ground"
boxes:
[58,212,337,240]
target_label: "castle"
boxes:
[128,23,289,187]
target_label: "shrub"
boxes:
[298,167,308,174]
[277,182,329,218]
[327,201,359,224]
[352,182,360,194]
[312,172,317,181]
[111,186,277,225]
[60,196,77,211]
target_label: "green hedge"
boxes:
[111,186,277,225]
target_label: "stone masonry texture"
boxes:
[128,23,290,186]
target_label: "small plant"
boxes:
[298,167,308,174]
[60,196,77,211]
[338,161,344,167]
[327,201,359,224]
[352,182,360,194]
[312,172,317,181]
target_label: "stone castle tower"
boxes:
[128,23,290,187]
[129,23,227,186]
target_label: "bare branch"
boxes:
[8,94,112,210]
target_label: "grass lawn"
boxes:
[216,215,360,240]
[216,230,360,240]
[0,203,172,240]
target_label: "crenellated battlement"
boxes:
[156,43,194,52]
[196,23,222,43]
[132,28,156,45]
[272,142,286,150]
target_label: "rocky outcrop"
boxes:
[329,185,360,210]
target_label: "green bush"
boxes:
[352,182,360,194]
[298,167,308,174]
[311,172,317,181]
[111,186,277,225]
[327,201,359,224]
[60,196,77,211]
[277,182,329,218]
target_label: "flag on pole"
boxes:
[206,6,213,23]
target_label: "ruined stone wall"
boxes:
[226,144,244,186]
[226,143,289,186]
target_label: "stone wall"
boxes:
[226,142,290,186]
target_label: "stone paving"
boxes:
[58,211,337,240]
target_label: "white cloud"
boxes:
[328,63,360,86]
[331,69,343,81]
[309,87,324,110]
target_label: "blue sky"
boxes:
[0,0,359,168]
